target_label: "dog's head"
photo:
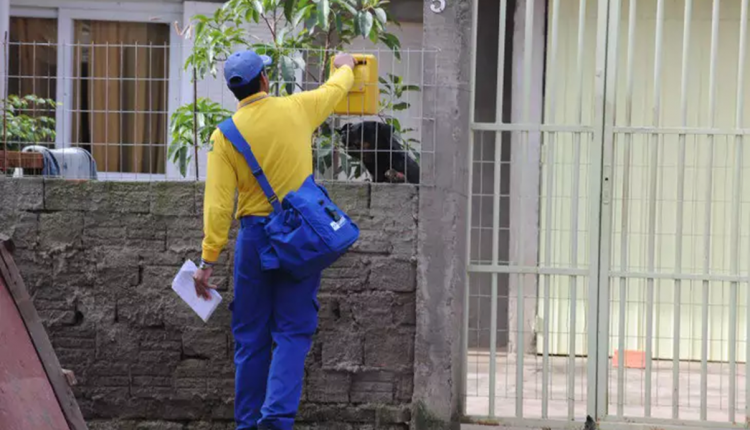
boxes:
[336,121,395,153]
[336,122,367,152]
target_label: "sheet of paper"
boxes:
[171,260,222,323]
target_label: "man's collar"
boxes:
[238,92,269,109]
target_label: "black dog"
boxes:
[336,121,420,184]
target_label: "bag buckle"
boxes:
[325,206,342,222]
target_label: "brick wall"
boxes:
[0,178,418,430]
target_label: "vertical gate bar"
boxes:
[515,273,524,417]
[489,272,498,417]
[495,3,508,416]
[493,0,508,411]
[644,0,665,418]
[737,2,750,421]
[672,0,693,420]
[542,0,562,419]
[462,0,480,415]
[497,1,508,122]
[617,283,627,404]
[594,0,620,419]
[701,0,721,421]
[516,0,535,418]
[730,0,748,422]
[463,160,473,416]
[567,0,588,419]
[618,0,638,417]
[487,0,508,416]
[104,42,109,173]
[489,2,507,403]
[728,127,741,421]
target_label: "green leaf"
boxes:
[305,14,318,32]
[292,4,312,27]
[335,0,358,15]
[335,13,344,33]
[283,0,295,22]
[252,0,264,14]
[291,54,306,70]
[317,0,330,30]
[280,55,297,95]
[194,20,207,39]
[251,43,275,54]
[276,27,288,44]
[373,7,387,24]
[357,10,373,37]
[378,32,401,59]
[392,102,410,110]
[178,147,188,177]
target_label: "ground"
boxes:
[465,349,748,424]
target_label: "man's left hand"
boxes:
[333,53,356,70]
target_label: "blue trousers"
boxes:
[231,217,321,430]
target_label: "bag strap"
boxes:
[217,118,283,213]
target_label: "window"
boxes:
[8,17,58,149]
[71,20,170,174]
[8,2,180,179]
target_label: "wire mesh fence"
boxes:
[0,38,437,185]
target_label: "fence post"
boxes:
[3,31,8,175]
[193,66,199,182]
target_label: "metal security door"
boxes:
[597,0,750,427]
[464,0,750,428]
[464,0,608,425]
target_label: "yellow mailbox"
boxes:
[330,54,379,116]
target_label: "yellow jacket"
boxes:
[201,66,355,263]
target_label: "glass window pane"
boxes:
[8,17,58,150]
[73,20,169,174]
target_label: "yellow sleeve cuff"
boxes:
[335,66,355,90]
[201,248,221,263]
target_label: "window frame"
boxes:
[9,0,184,180]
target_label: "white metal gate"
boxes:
[464,0,750,428]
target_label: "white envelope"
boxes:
[171,260,223,322]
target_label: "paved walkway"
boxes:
[465,350,748,424]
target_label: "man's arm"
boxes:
[290,54,356,129]
[201,129,237,264]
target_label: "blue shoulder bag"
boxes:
[218,118,360,280]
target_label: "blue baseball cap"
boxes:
[224,50,272,88]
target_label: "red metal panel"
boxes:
[0,276,70,430]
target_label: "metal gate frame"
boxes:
[463,0,750,428]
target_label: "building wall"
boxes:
[0,178,417,429]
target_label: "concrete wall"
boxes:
[412,0,471,428]
[0,178,417,430]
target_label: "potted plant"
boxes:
[0,94,58,174]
